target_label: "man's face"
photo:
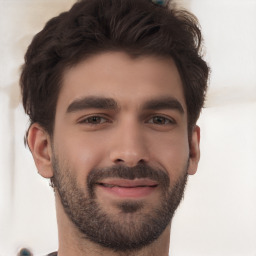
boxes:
[50,52,199,251]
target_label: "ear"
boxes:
[27,123,54,178]
[188,125,200,175]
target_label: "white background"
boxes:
[0,0,255,255]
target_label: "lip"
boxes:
[96,178,158,198]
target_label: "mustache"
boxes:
[87,163,170,195]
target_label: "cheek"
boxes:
[148,133,189,178]
[53,129,107,180]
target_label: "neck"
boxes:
[55,196,171,256]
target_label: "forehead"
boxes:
[57,51,186,113]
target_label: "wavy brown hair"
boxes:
[20,0,209,141]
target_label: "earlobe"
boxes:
[188,125,200,175]
[27,123,54,178]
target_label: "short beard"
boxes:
[52,156,188,253]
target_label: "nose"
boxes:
[109,121,150,167]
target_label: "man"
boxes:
[20,0,209,255]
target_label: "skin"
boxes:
[28,52,200,256]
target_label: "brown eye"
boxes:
[80,116,108,125]
[148,116,175,125]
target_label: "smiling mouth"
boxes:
[96,178,158,188]
[97,183,158,188]
[95,179,158,198]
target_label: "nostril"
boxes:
[110,150,149,167]
[113,158,146,167]
[115,158,124,163]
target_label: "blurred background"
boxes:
[0,0,255,255]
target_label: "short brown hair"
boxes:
[20,0,209,141]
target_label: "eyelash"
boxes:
[78,115,176,126]
[146,115,176,125]
[78,115,110,125]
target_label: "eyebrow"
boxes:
[66,96,184,114]
[142,97,184,114]
[66,96,118,113]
